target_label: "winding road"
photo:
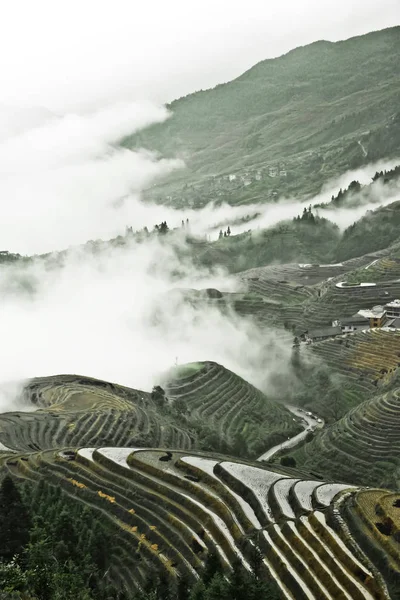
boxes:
[257,405,324,462]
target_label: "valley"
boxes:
[1,23,400,600]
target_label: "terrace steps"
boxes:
[2,448,387,599]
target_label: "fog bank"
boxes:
[0,237,294,412]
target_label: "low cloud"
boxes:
[0,237,294,411]
[190,158,400,239]
[0,102,182,254]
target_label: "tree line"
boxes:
[0,474,280,600]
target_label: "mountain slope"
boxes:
[0,366,298,459]
[125,26,400,205]
[1,447,390,599]
[292,385,400,490]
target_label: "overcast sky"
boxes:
[1,0,398,112]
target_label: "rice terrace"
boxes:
[1,16,400,600]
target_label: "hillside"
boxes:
[335,201,400,261]
[191,217,340,273]
[1,447,394,599]
[162,361,300,457]
[124,26,400,206]
[0,366,298,460]
[291,385,400,490]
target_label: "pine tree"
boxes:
[202,552,222,585]
[0,475,31,562]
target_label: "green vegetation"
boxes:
[0,475,122,600]
[335,201,400,261]
[162,361,301,458]
[191,219,340,274]
[0,365,298,460]
[3,28,400,599]
[167,363,205,380]
[123,27,400,208]
[292,382,400,489]
[0,449,387,599]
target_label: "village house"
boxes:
[269,166,278,177]
[357,306,387,328]
[332,314,369,333]
[301,327,341,343]
[385,299,400,319]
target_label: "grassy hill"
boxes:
[124,26,400,207]
[0,447,392,599]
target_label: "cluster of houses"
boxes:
[158,163,289,208]
[226,164,287,185]
[301,299,400,343]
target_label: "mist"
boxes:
[0,236,296,413]
[175,158,400,240]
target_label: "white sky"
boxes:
[0,0,398,111]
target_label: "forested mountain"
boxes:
[125,26,400,206]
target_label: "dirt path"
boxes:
[257,405,324,462]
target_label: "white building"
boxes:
[269,166,278,177]
[385,299,400,319]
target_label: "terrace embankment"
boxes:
[0,447,388,600]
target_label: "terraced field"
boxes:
[228,252,399,329]
[294,330,400,421]
[162,361,301,456]
[345,258,400,285]
[0,447,390,599]
[0,374,193,453]
[342,489,400,595]
[0,366,298,458]
[302,278,400,330]
[292,386,400,489]
[311,330,400,387]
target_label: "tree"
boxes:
[151,386,167,408]
[159,221,169,235]
[189,580,206,600]
[0,476,31,563]
[176,575,190,600]
[227,226,231,236]
[173,398,187,415]
[280,456,297,467]
[202,552,222,585]
[203,574,230,600]
[248,540,263,580]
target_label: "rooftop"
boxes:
[358,306,386,319]
[385,299,400,308]
[385,317,400,329]
[307,327,341,339]
[339,315,369,325]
